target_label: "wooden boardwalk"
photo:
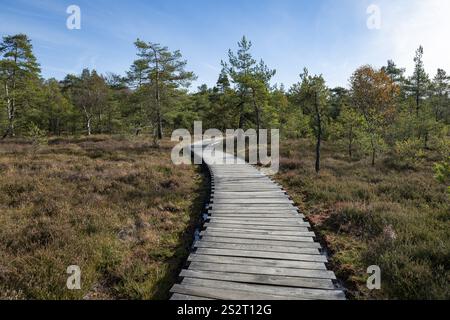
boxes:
[170,140,345,300]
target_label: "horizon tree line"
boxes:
[0,33,449,174]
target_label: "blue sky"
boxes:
[1,0,449,89]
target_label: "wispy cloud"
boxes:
[371,0,450,76]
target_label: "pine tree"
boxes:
[222,36,276,161]
[382,60,406,85]
[222,36,275,131]
[130,40,196,140]
[431,69,450,123]
[0,34,41,138]
[407,46,430,117]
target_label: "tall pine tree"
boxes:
[0,34,41,138]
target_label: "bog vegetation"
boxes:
[0,34,449,299]
[0,136,206,299]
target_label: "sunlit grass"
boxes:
[275,138,449,300]
[0,135,206,300]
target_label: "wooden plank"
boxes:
[171,284,294,300]
[209,215,305,220]
[181,278,345,300]
[212,197,289,200]
[188,254,327,270]
[209,213,303,218]
[212,201,293,205]
[215,185,282,188]
[180,270,335,290]
[214,179,273,182]
[213,192,287,196]
[188,262,335,279]
[201,236,321,248]
[212,196,290,201]
[205,223,305,231]
[211,206,297,211]
[208,217,305,223]
[200,231,314,242]
[211,185,282,192]
[194,248,327,262]
[204,226,310,236]
[209,209,300,214]
[195,241,320,255]
[205,220,309,227]
[213,199,294,204]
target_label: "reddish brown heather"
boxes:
[0,135,206,300]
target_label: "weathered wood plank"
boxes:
[188,254,327,270]
[201,236,321,248]
[213,192,287,197]
[209,214,304,219]
[211,207,298,211]
[195,241,320,254]
[181,270,335,290]
[213,199,294,204]
[204,223,306,231]
[200,231,314,242]
[199,235,320,248]
[171,284,294,300]
[205,220,310,227]
[204,221,308,231]
[214,187,283,191]
[195,248,327,262]
[209,209,300,214]
[204,226,310,236]
[188,262,335,279]
[208,217,305,223]
[180,278,345,300]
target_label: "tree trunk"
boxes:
[237,99,245,129]
[314,92,321,173]
[2,82,15,139]
[82,106,92,136]
[56,118,61,136]
[348,126,353,159]
[11,48,17,137]
[252,89,261,164]
[315,128,321,173]
[416,93,420,117]
[153,47,163,140]
[86,117,91,136]
[370,136,376,166]
[415,72,420,117]
[424,131,429,149]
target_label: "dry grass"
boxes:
[0,135,206,300]
[275,139,449,300]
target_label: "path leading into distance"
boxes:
[170,139,346,300]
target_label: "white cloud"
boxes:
[373,0,450,77]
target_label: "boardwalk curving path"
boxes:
[170,139,346,300]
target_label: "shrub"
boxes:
[434,157,450,195]
[391,138,426,169]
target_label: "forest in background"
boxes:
[1,34,449,179]
[0,33,449,299]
